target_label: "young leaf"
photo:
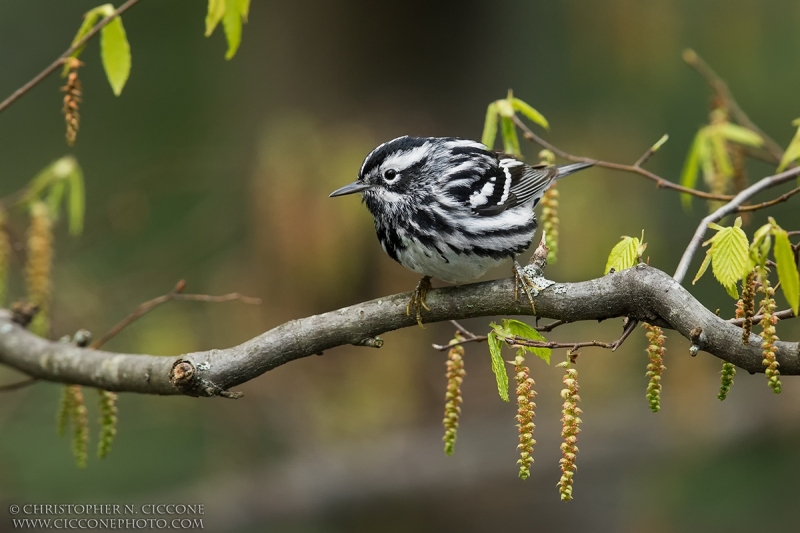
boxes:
[45,180,66,222]
[692,250,712,285]
[511,98,549,130]
[222,0,248,59]
[709,129,733,178]
[777,119,800,172]
[63,6,109,74]
[487,331,509,402]
[705,218,750,297]
[68,165,86,236]
[205,0,226,36]
[680,131,703,209]
[604,235,641,274]
[717,123,763,147]
[481,102,499,149]
[100,14,131,95]
[500,115,521,157]
[774,228,800,315]
[502,318,551,364]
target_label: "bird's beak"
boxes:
[329,181,373,197]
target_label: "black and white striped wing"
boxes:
[468,159,557,216]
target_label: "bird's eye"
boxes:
[383,169,398,182]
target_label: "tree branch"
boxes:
[0,0,141,115]
[511,115,734,201]
[0,265,797,398]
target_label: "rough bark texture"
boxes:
[0,265,797,397]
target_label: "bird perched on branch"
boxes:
[330,136,593,326]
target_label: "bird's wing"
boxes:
[468,159,558,216]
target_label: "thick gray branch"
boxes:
[0,265,797,397]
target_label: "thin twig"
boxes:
[736,186,800,212]
[0,377,38,392]
[682,49,785,164]
[536,319,568,333]
[90,280,261,349]
[0,0,141,115]
[673,166,800,283]
[730,308,795,326]
[511,115,733,201]
[611,318,639,351]
[449,320,476,339]
[433,318,634,353]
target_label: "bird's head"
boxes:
[329,136,435,206]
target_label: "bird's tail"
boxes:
[555,161,594,180]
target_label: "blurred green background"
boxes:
[1,1,800,531]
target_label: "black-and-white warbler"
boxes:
[330,136,593,325]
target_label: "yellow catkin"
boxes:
[68,385,89,468]
[541,186,559,264]
[0,209,10,307]
[514,353,536,479]
[718,363,736,401]
[556,360,581,501]
[740,270,756,344]
[644,324,666,412]
[442,338,465,456]
[759,280,781,394]
[26,202,53,337]
[61,63,82,147]
[98,390,119,459]
[537,149,559,264]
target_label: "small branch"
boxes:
[611,318,639,351]
[633,135,668,168]
[0,377,38,392]
[682,49,785,164]
[0,0,141,115]
[730,308,795,326]
[536,319,568,333]
[736,187,800,213]
[90,280,261,349]
[449,320,477,339]
[511,115,733,201]
[673,166,800,283]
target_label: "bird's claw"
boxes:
[513,261,540,313]
[406,276,432,328]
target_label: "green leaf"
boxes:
[502,318,551,364]
[709,129,734,178]
[487,331,509,402]
[680,131,703,209]
[205,0,226,36]
[500,116,521,157]
[45,180,66,221]
[222,0,247,59]
[238,0,251,20]
[100,14,131,95]
[511,98,549,130]
[706,218,750,298]
[481,103,499,149]
[777,121,800,172]
[63,5,110,74]
[774,228,800,315]
[605,235,641,274]
[717,123,763,147]
[67,165,85,236]
[692,250,712,285]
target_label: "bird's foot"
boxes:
[406,276,432,328]
[513,261,541,313]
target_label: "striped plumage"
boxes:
[331,136,593,284]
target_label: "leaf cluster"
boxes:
[487,319,551,401]
[482,91,549,157]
